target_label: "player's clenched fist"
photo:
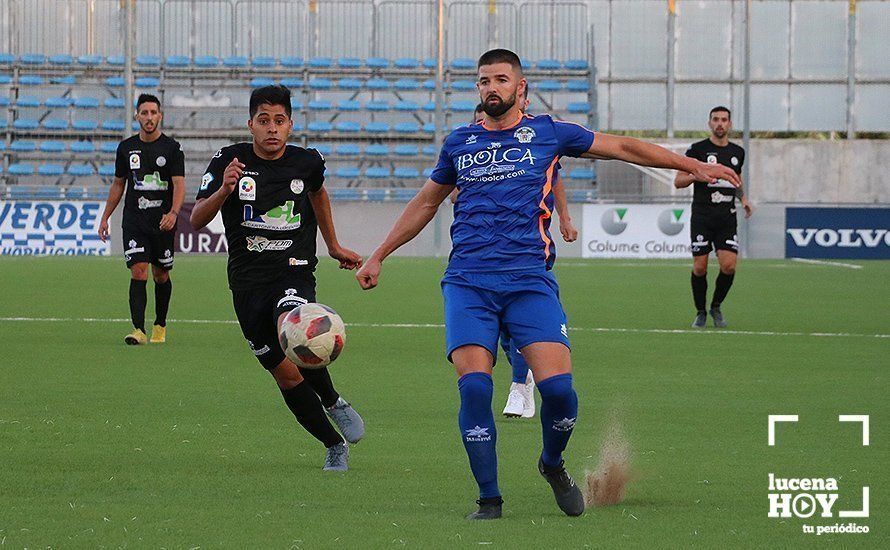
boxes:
[220,157,245,195]
[355,257,381,290]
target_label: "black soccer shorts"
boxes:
[122,228,175,269]
[689,210,739,256]
[230,272,317,370]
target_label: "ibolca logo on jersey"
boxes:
[456,146,536,183]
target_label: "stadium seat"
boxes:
[394,57,419,69]
[135,77,160,88]
[329,188,361,200]
[335,121,361,133]
[366,57,390,69]
[39,141,66,153]
[98,164,116,177]
[0,120,6,129]
[365,167,390,179]
[251,56,276,68]
[364,122,390,133]
[566,80,589,92]
[308,100,333,111]
[423,58,437,69]
[0,75,11,85]
[70,141,95,153]
[77,54,103,66]
[310,144,333,156]
[422,79,436,90]
[0,142,5,151]
[394,167,420,179]
[13,119,40,130]
[45,97,73,108]
[394,100,420,112]
[337,57,362,68]
[450,80,475,91]
[334,167,360,179]
[280,56,303,68]
[537,59,561,70]
[366,100,390,112]
[366,188,388,201]
[72,120,99,131]
[10,141,37,152]
[450,100,476,112]
[538,80,561,92]
[308,57,333,68]
[104,97,125,109]
[49,54,74,65]
[105,76,125,87]
[422,145,437,155]
[16,96,41,107]
[394,79,420,91]
[250,77,275,88]
[20,54,46,65]
[394,144,419,156]
[223,56,248,67]
[422,122,436,133]
[106,55,125,66]
[451,58,475,70]
[67,164,95,177]
[366,78,390,90]
[337,78,363,90]
[335,143,361,156]
[38,164,65,176]
[338,100,360,112]
[135,55,161,66]
[567,102,591,114]
[564,59,589,70]
[195,55,220,67]
[291,121,304,132]
[43,119,70,130]
[391,188,418,201]
[51,75,77,85]
[422,101,436,112]
[166,55,190,67]
[290,99,303,111]
[308,121,333,132]
[100,141,118,154]
[394,122,421,134]
[309,78,332,90]
[20,75,44,86]
[422,168,434,178]
[0,53,14,64]
[102,120,125,131]
[8,163,34,176]
[280,77,303,88]
[569,168,596,181]
[365,144,389,156]
[74,97,100,109]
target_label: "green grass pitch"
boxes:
[1,256,887,547]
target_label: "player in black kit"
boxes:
[674,106,753,328]
[190,85,364,471]
[99,94,185,345]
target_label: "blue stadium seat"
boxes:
[310,144,333,156]
[423,168,434,178]
[335,121,362,133]
[166,55,190,67]
[98,164,116,177]
[394,100,420,112]
[45,97,73,108]
[0,75,11,85]
[135,77,160,88]
[365,167,390,180]
[250,77,275,88]
[538,80,561,92]
[0,53,14,64]
[394,79,420,91]
[569,168,596,181]
[537,59,561,70]
[564,59,589,70]
[290,99,303,110]
[223,56,248,67]
[68,164,95,177]
[366,57,390,69]
[450,100,476,112]
[308,121,333,132]
[43,119,70,130]
[335,143,361,156]
[136,55,161,67]
[8,163,34,176]
[281,56,303,68]
[422,122,436,133]
[338,100,360,112]
[74,97,100,109]
[10,141,36,152]
[391,188,418,201]
[49,54,74,65]
[0,120,6,129]
[567,102,591,114]
[422,101,436,112]
[422,145,437,156]
[394,122,421,134]
[20,54,46,65]
[366,189,388,201]
[104,97,125,109]
[308,99,333,111]
[451,58,475,70]
[364,121,390,133]
[0,141,5,151]
[329,188,361,201]
[195,55,220,67]
[366,100,390,112]
[365,144,389,156]
[100,141,118,154]
[423,58,437,69]
[451,80,475,91]
[51,75,77,85]
[291,121,304,132]
[566,80,589,92]
[20,75,44,86]
[394,167,420,179]
[338,57,362,68]
[102,120,125,131]
[70,141,95,153]
[40,141,66,153]
[16,96,41,107]
[13,119,40,130]
[38,164,65,176]
[73,118,100,130]
[366,78,390,90]
[106,55,125,66]
[77,54,103,66]
[394,144,419,156]
[337,78,363,90]
[251,56,276,68]
[309,57,333,68]
[105,76,125,87]
[309,78,332,90]
[422,79,436,90]
[0,97,8,107]
[394,57,419,69]
[280,77,303,88]
[334,167,360,179]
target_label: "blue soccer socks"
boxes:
[458,372,500,499]
[537,373,578,467]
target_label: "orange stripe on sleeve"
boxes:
[538,157,560,261]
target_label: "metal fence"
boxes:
[0,0,888,134]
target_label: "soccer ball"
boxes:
[279,303,346,369]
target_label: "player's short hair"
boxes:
[477,49,523,73]
[710,105,731,119]
[249,85,292,119]
[136,94,161,111]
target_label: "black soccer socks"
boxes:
[691,272,708,313]
[280,381,344,448]
[298,367,340,409]
[712,271,735,308]
[154,279,172,327]
[128,279,147,332]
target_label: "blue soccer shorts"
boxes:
[441,269,570,363]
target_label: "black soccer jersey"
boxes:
[684,138,745,213]
[115,134,185,234]
[196,143,325,290]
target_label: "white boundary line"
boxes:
[0,316,887,339]
[791,258,863,269]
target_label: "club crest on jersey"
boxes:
[290,179,304,194]
[514,126,536,143]
[707,154,718,164]
[239,176,256,201]
[731,156,739,166]
[465,134,478,145]
[156,156,166,167]
[129,153,140,169]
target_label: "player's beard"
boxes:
[481,91,516,118]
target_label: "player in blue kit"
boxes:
[356,49,740,519]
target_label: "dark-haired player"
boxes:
[674,106,753,328]
[357,49,740,519]
[190,85,364,471]
[99,94,184,345]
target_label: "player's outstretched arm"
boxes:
[308,186,362,270]
[98,177,125,242]
[673,171,696,189]
[356,180,454,290]
[583,133,741,188]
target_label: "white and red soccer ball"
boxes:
[279,303,346,368]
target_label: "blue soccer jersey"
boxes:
[430,113,594,272]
